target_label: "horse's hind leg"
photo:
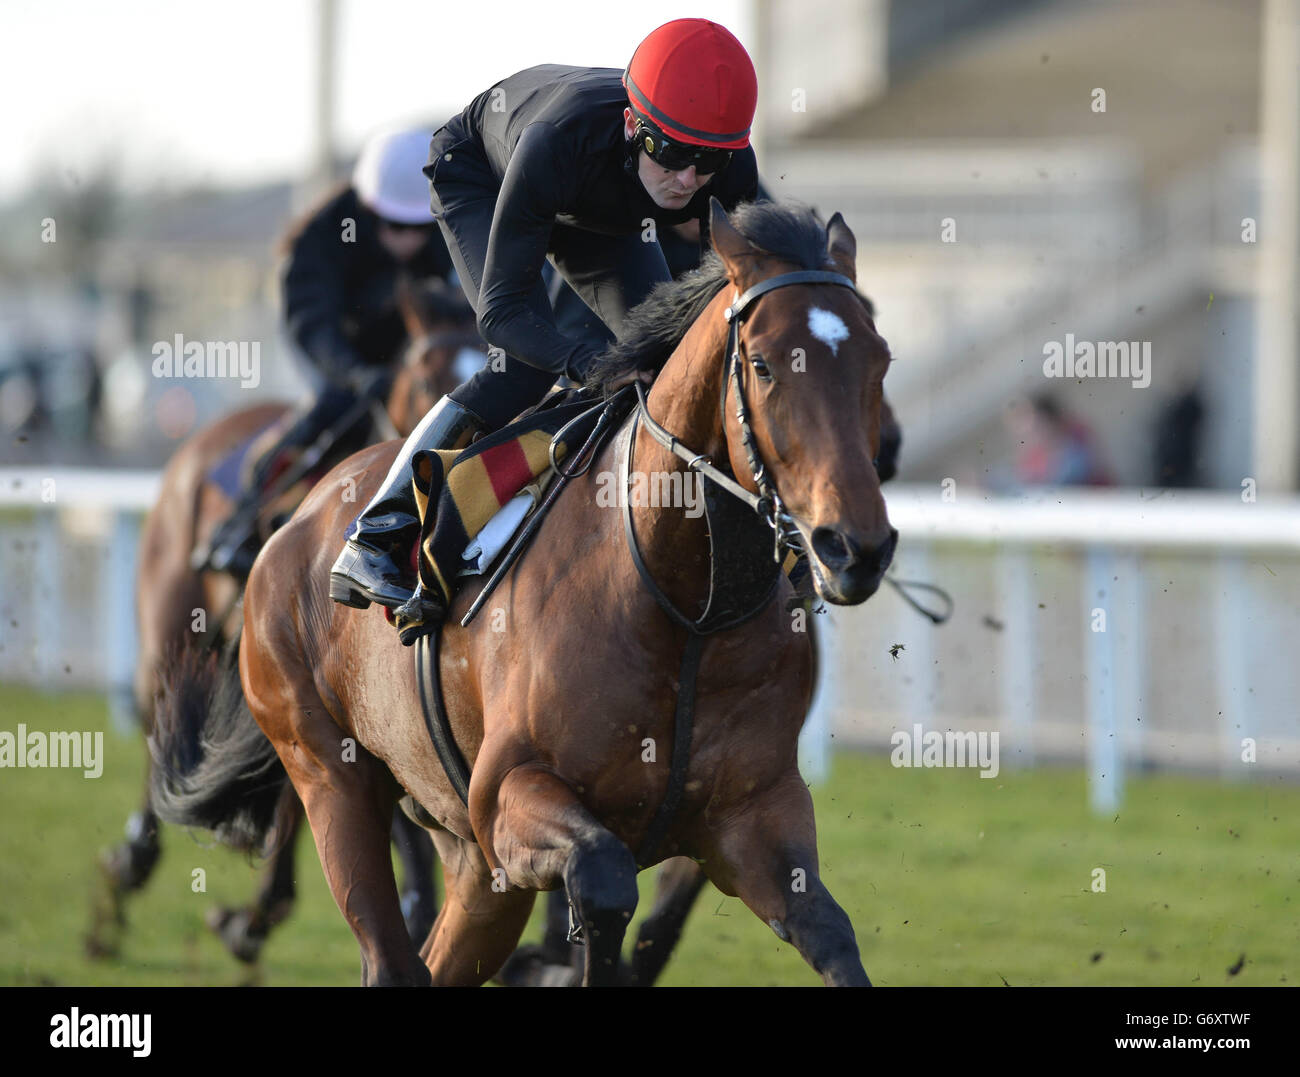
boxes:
[90,551,200,956]
[420,830,535,986]
[697,775,870,987]
[540,888,573,960]
[390,808,438,945]
[478,763,639,987]
[497,855,705,987]
[492,888,578,986]
[87,773,161,958]
[98,786,161,896]
[251,689,428,985]
[627,857,709,986]
[206,785,303,964]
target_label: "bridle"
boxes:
[615,266,868,867]
[632,267,865,564]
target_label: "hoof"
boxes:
[98,839,159,894]
[206,906,267,965]
[83,914,122,961]
[86,861,130,960]
[83,932,120,961]
[494,944,581,988]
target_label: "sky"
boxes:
[0,0,748,200]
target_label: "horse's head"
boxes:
[708,198,897,605]
[391,276,483,433]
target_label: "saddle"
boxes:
[206,407,374,549]
[393,387,626,643]
[206,419,283,503]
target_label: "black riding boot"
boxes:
[329,395,487,609]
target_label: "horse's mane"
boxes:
[584,200,871,397]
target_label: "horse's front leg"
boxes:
[475,760,640,987]
[697,774,870,986]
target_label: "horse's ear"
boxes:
[709,196,757,279]
[826,211,857,281]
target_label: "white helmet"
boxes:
[352,128,436,225]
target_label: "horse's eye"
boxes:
[750,355,772,381]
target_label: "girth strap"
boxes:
[414,630,471,806]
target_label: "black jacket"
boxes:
[430,65,759,375]
[281,187,455,387]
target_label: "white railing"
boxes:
[0,468,158,730]
[807,483,1300,809]
[3,471,1298,809]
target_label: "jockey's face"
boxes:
[623,108,714,211]
[377,219,431,263]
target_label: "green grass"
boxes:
[1,684,1296,986]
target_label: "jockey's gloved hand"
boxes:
[566,345,607,387]
[604,364,656,393]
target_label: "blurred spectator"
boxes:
[1000,392,1113,488]
[1151,384,1204,487]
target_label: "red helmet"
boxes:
[622,19,757,150]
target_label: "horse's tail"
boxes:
[148,642,288,854]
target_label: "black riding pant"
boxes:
[428,124,670,429]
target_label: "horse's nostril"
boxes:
[811,528,861,569]
[812,527,897,577]
[871,528,899,572]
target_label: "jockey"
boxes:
[330,17,761,615]
[196,127,457,577]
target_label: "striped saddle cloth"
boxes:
[394,389,609,640]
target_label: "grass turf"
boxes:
[1,684,1295,986]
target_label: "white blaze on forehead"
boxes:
[808,307,850,355]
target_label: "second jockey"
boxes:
[197,128,457,577]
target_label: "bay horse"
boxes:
[500,390,902,987]
[153,197,895,985]
[88,277,478,963]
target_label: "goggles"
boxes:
[378,218,434,233]
[633,116,732,175]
